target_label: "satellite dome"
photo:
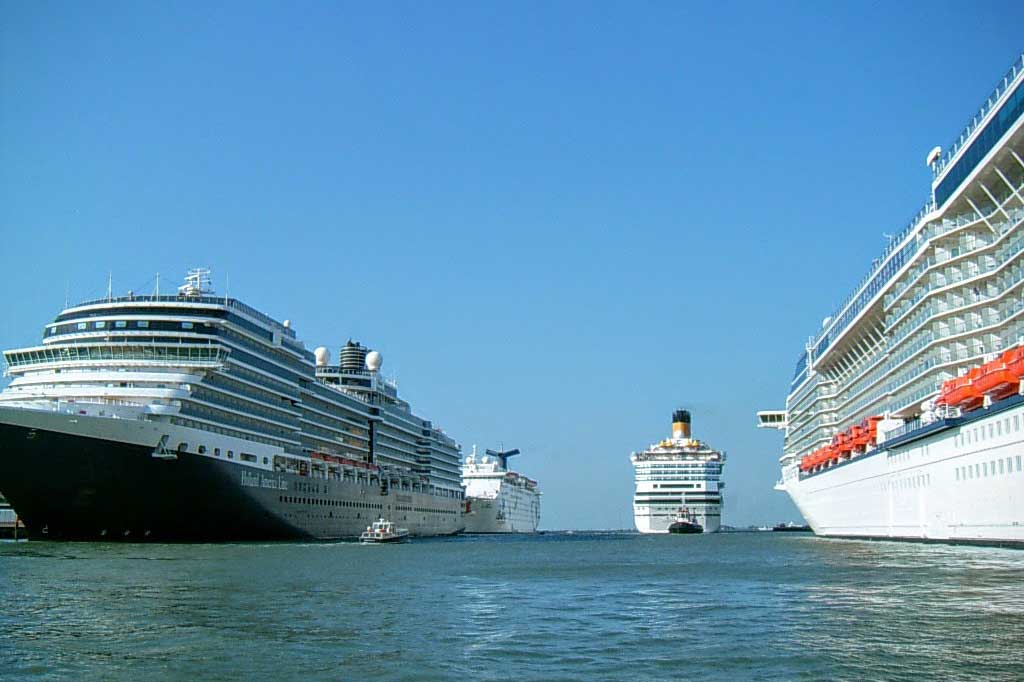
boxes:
[283,319,291,329]
[314,346,330,367]
[926,145,942,167]
[365,350,383,372]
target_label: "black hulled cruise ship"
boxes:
[0,269,465,540]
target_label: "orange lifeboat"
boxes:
[974,361,1019,400]
[1003,347,1024,377]
[864,416,883,444]
[800,453,812,472]
[946,367,985,411]
[849,424,865,449]
[937,350,1024,412]
[834,431,850,456]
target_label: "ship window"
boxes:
[228,450,234,459]
[49,327,57,335]
[137,320,150,328]
[263,457,269,465]
[975,464,981,478]
[999,459,1005,474]
[182,322,194,329]
[94,321,106,329]
[77,322,87,330]
[1017,456,1022,472]
[997,422,1002,436]
[955,467,960,481]
[177,442,188,453]
[198,445,206,454]
[115,320,127,328]
[1016,416,1020,431]
[988,425,994,438]
[214,448,221,457]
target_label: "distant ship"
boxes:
[630,410,725,533]
[0,269,466,541]
[758,53,1024,547]
[461,447,541,533]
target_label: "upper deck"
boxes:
[790,52,1024,397]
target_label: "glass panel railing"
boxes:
[933,53,1024,179]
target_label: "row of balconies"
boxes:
[889,274,1013,347]
[884,201,1023,313]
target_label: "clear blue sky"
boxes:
[2,2,1022,528]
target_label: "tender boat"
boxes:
[667,507,703,534]
[359,518,409,544]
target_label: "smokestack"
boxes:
[672,409,691,439]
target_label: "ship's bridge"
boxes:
[756,410,787,430]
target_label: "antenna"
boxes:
[155,272,160,297]
[64,281,70,309]
[225,273,230,305]
[178,267,213,297]
[107,271,113,302]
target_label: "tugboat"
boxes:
[667,507,703,535]
[359,518,410,544]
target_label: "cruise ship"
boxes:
[0,269,466,541]
[758,53,1024,547]
[631,410,725,533]
[461,447,541,533]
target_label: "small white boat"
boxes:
[359,518,409,544]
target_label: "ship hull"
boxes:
[0,410,463,542]
[462,494,540,533]
[784,400,1024,548]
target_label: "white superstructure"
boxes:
[631,410,725,533]
[461,447,541,533]
[760,54,1024,547]
[0,268,466,540]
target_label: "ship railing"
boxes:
[878,417,923,446]
[933,53,1024,179]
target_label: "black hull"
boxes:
[0,421,462,542]
[668,522,703,534]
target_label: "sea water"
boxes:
[1,532,1022,681]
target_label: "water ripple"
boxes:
[2,534,1023,681]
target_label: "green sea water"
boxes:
[1,532,1022,681]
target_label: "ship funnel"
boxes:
[672,409,691,439]
[340,340,369,372]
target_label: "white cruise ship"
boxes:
[461,447,540,533]
[758,53,1024,547]
[0,268,466,541]
[631,410,725,533]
